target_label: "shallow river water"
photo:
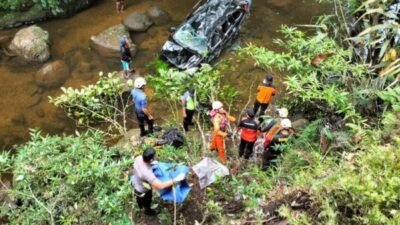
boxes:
[0,0,329,148]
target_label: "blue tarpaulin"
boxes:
[151,162,191,203]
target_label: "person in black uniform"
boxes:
[237,108,259,159]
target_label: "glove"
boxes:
[172,173,186,183]
[150,160,159,165]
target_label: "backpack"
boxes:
[161,128,185,148]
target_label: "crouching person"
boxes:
[262,119,294,169]
[133,148,186,216]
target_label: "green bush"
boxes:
[0,130,134,225]
[50,72,133,137]
[0,0,72,15]
[240,26,369,123]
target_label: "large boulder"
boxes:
[292,118,310,131]
[147,6,171,26]
[90,24,136,58]
[123,12,153,32]
[9,25,50,62]
[35,60,70,88]
[116,129,143,150]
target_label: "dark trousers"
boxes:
[136,112,154,136]
[239,139,255,159]
[135,189,152,211]
[183,109,195,131]
[262,148,279,169]
[254,100,269,117]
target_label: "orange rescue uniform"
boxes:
[210,111,236,164]
[256,84,276,104]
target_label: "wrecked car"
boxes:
[160,0,252,70]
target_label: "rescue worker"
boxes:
[262,119,294,169]
[237,108,258,159]
[133,148,186,216]
[120,36,134,78]
[131,77,154,137]
[254,74,276,119]
[209,101,236,164]
[181,87,197,132]
[277,107,289,120]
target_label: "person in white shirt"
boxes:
[133,148,186,216]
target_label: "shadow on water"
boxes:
[0,0,330,149]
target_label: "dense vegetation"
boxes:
[0,130,133,224]
[1,0,75,15]
[1,0,399,224]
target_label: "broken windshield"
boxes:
[173,23,208,55]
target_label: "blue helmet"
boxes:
[119,36,127,46]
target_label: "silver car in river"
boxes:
[160,0,252,70]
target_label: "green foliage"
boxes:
[148,64,237,104]
[317,0,400,80]
[241,26,366,122]
[49,72,134,136]
[0,0,70,15]
[0,0,77,15]
[147,64,238,121]
[0,0,31,11]
[0,130,133,225]
[0,151,12,172]
[378,86,400,112]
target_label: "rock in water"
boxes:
[148,6,171,26]
[9,25,50,62]
[124,12,153,32]
[35,60,70,88]
[90,24,136,57]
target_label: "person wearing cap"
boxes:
[133,148,187,216]
[209,101,236,164]
[262,118,294,169]
[237,108,259,159]
[181,87,197,132]
[131,77,153,137]
[254,74,276,119]
[120,36,134,78]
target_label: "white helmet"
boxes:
[134,77,146,88]
[278,108,288,118]
[281,118,292,129]
[212,101,223,110]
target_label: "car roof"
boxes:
[183,0,245,37]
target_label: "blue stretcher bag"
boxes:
[151,162,191,203]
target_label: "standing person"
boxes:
[181,87,197,132]
[120,36,134,79]
[116,0,125,13]
[254,74,276,119]
[262,119,294,169]
[133,148,186,216]
[209,101,236,164]
[131,77,154,137]
[237,108,258,159]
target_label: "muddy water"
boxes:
[0,0,329,148]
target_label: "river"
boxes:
[0,0,329,149]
